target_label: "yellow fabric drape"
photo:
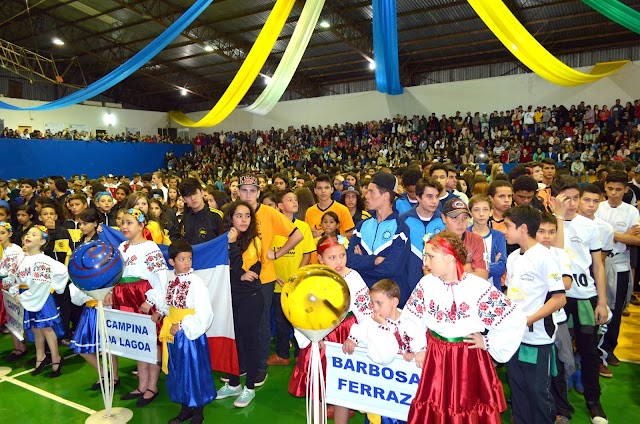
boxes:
[169,0,296,127]
[467,0,629,86]
[160,306,195,374]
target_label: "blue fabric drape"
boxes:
[372,0,403,95]
[0,0,213,111]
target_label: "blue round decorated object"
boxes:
[68,240,124,291]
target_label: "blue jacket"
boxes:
[468,226,507,291]
[393,193,416,215]
[398,208,446,301]
[347,212,411,304]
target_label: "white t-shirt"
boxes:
[550,246,572,323]
[563,215,602,299]
[595,201,639,271]
[594,216,615,254]
[506,243,564,345]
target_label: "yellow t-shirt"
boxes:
[272,219,315,293]
[305,201,355,236]
[534,110,543,123]
[242,237,262,272]
[255,204,297,283]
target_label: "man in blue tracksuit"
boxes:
[398,178,446,303]
[347,171,411,304]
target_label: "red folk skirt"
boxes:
[111,278,162,338]
[0,290,6,327]
[407,331,506,424]
[288,314,357,397]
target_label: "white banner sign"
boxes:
[44,122,66,134]
[325,341,421,421]
[2,290,24,341]
[104,308,157,364]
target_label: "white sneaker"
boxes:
[233,387,255,408]
[216,383,242,399]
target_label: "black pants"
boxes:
[602,271,630,356]
[229,289,264,389]
[565,296,600,404]
[550,352,574,419]
[272,292,299,359]
[507,343,555,424]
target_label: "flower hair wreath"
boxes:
[35,224,49,241]
[127,208,146,223]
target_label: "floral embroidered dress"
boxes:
[349,309,413,365]
[113,241,168,337]
[0,243,24,327]
[11,253,68,338]
[288,269,373,397]
[401,273,526,424]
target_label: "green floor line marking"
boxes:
[1,376,97,415]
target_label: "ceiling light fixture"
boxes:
[52,37,65,46]
[263,75,273,84]
[204,44,214,52]
[319,20,330,28]
[180,88,188,96]
[368,61,376,70]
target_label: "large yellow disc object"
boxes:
[281,265,350,334]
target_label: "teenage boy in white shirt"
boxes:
[504,205,566,424]
[595,171,640,371]
[553,175,609,424]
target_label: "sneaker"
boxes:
[574,370,585,394]
[607,352,620,366]
[599,363,613,378]
[220,372,246,383]
[587,402,608,424]
[216,383,242,399]
[556,416,570,424]
[233,387,255,408]
[267,353,290,366]
[254,370,268,387]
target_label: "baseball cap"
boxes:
[340,185,361,200]
[370,172,398,196]
[442,198,470,218]
[238,174,260,188]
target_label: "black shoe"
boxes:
[32,356,52,376]
[254,370,268,387]
[49,357,64,378]
[190,407,204,424]
[91,379,120,391]
[587,401,608,423]
[135,389,159,407]
[5,349,28,361]
[630,295,640,306]
[120,389,144,400]
[168,405,193,424]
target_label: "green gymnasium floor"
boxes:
[1,305,639,423]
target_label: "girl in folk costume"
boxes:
[160,240,215,424]
[103,208,168,407]
[289,235,372,424]
[401,231,526,424]
[124,192,165,244]
[69,209,120,390]
[0,221,27,360]
[11,225,68,377]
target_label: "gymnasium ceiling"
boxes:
[1,0,639,112]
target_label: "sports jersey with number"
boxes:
[563,215,602,299]
[506,243,564,345]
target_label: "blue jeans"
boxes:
[257,282,275,372]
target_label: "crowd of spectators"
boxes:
[1,127,189,144]
[175,98,640,183]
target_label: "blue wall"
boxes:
[0,138,192,179]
